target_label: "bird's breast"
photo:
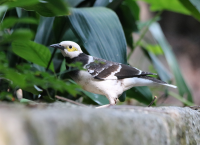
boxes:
[74,70,124,96]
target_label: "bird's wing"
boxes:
[85,57,155,80]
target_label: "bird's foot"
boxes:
[96,97,118,109]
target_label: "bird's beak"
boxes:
[50,43,64,50]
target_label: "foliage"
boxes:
[0,0,197,106]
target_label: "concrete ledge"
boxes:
[0,103,199,145]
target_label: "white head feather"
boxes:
[59,41,83,58]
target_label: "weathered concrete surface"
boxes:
[0,102,199,145]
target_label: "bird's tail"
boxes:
[123,76,177,91]
[161,83,177,88]
[138,76,177,88]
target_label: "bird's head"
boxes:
[50,41,83,58]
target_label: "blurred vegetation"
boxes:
[0,0,198,106]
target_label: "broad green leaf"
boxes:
[126,86,152,104]
[62,28,79,42]
[179,0,200,21]
[0,17,38,30]
[68,7,127,103]
[12,40,54,72]
[0,66,28,88]
[0,0,39,8]
[23,0,69,17]
[14,8,40,37]
[34,16,54,45]
[139,0,190,15]
[1,29,34,43]
[53,16,70,42]
[82,90,109,105]
[149,22,193,102]
[123,0,140,20]
[68,7,127,64]
[1,0,69,17]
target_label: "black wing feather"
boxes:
[86,57,156,80]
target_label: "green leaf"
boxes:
[62,28,79,42]
[20,98,37,104]
[144,44,163,55]
[12,40,54,72]
[123,0,140,20]
[116,0,139,49]
[179,0,200,21]
[82,90,109,105]
[68,7,127,64]
[53,16,70,42]
[1,29,34,43]
[0,0,39,8]
[0,17,38,30]
[140,0,190,15]
[149,22,193,102]
[68,7,127,103]
[1,0,69,17]
[126,86,153,105]
[0,5,8,17]
[93,0,110,7]
[23,0,69,17]
[34,17,54,45]
[168,91,194,106]
[142,48,172,82]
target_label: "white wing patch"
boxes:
[83,56,94,69]
[88,69,94,73]
[133,67,142,74]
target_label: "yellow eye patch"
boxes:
[66,46,78,52]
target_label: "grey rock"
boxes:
[0,102,199,145]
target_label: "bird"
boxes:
[50,41,177,108]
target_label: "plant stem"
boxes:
[46,89,51,99]
[46,48,56,71]
[148,96,157,107]
[127,11,162,60]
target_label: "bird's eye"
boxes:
[69,45,72,49]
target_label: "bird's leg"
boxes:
[96,97,117,109]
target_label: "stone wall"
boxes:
[0,103,199,145]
